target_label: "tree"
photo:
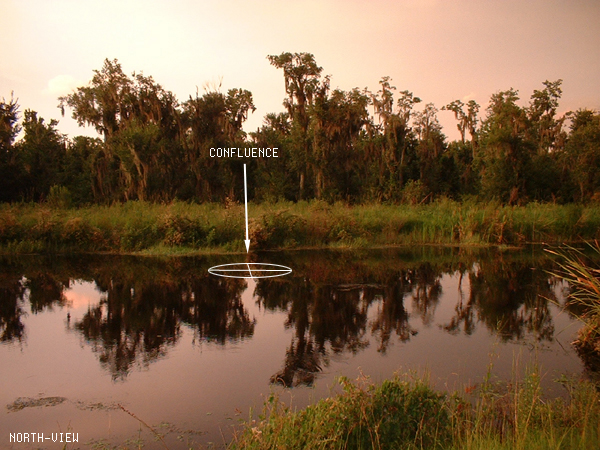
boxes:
[251,112,295,201]
[477,89,533,204]
[413,104,452,197]
[527,79,565,154]
[311,87,370,200]
[62,136,102,205]
[0,93,20,150]
[443,100,468,143]
[563,109,600,201]
[524,80,565,201]
[60,59,185,202]
[371,78,421,198]
[59,59,133,140]
[0,93,23,201]
[268,52,323,199]
[226,88,257,134]
[442,99,479,155]
[181,87,255,201]
[17,110,66,201]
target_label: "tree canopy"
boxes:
[1,56,598,205]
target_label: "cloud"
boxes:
[44,74,81,96]
[461,92,476,102]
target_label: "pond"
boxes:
[0,247,592,449]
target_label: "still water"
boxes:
[0,247,591,448]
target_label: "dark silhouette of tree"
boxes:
[562,109,600,201]
[371,79,421,198]
[0,56,596,205]
[0,93,23,202]
[458,259,556,342]
[268,52,323,199]
[181,87,255,201]
[369,276,417,353]
[182,277,255,344]
[59,59,184,202]
[477,89,534,204]
[75,278,183,381]
[17,110,67,201]
[0,273,26,343]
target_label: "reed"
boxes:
[1,200,600,254]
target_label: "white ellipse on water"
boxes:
[208,262,292,279]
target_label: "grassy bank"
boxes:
[1,200,600,254]
[231,370,600,450]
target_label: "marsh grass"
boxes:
[230,374,452,450]
[1,200,600,254]
[453,356,600,450]
[231,366,600,450]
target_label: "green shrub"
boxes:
[231,375,451,450]
[158,213,206,247]
[232,369,600,450]
[61,217,96,249]
[47,185,72,209]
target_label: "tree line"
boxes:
[1,53,599,206]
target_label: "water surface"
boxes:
[0,247,590,448]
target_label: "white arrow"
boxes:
[243,164,250,253]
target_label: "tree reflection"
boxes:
[182,277,255,344]
[369,275,417,353]
[75,279,183,380]
[257,271,416,386]
[443,274,476,336]
[410,263,443,326]
[0,249,582,384]
[0,267,69,343]
[0,273,26,342]
[256,252,565,387]
[23,272,68,313]
[256,277,320,386]
[444,259,558,342]
[75,273,254,380]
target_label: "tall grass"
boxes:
[231,374,450,450]
[230,367,600,450]
[1,200,600,254]
[548,243,600,359]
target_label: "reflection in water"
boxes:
[75,281,182,381]
[457,262,557,342]
[183,277,254,344]
[0,248,585,385]
[369,276,417,353]
[0,272,26,342]
[25,272,69,313]
[411,263,443,326]
[0,266,70,343]
[75,272,254,380]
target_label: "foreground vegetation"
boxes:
[1,200,600,254]
[229,370,600,450]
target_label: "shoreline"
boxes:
[1,200,599,256]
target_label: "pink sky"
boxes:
[2,0,599,141]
